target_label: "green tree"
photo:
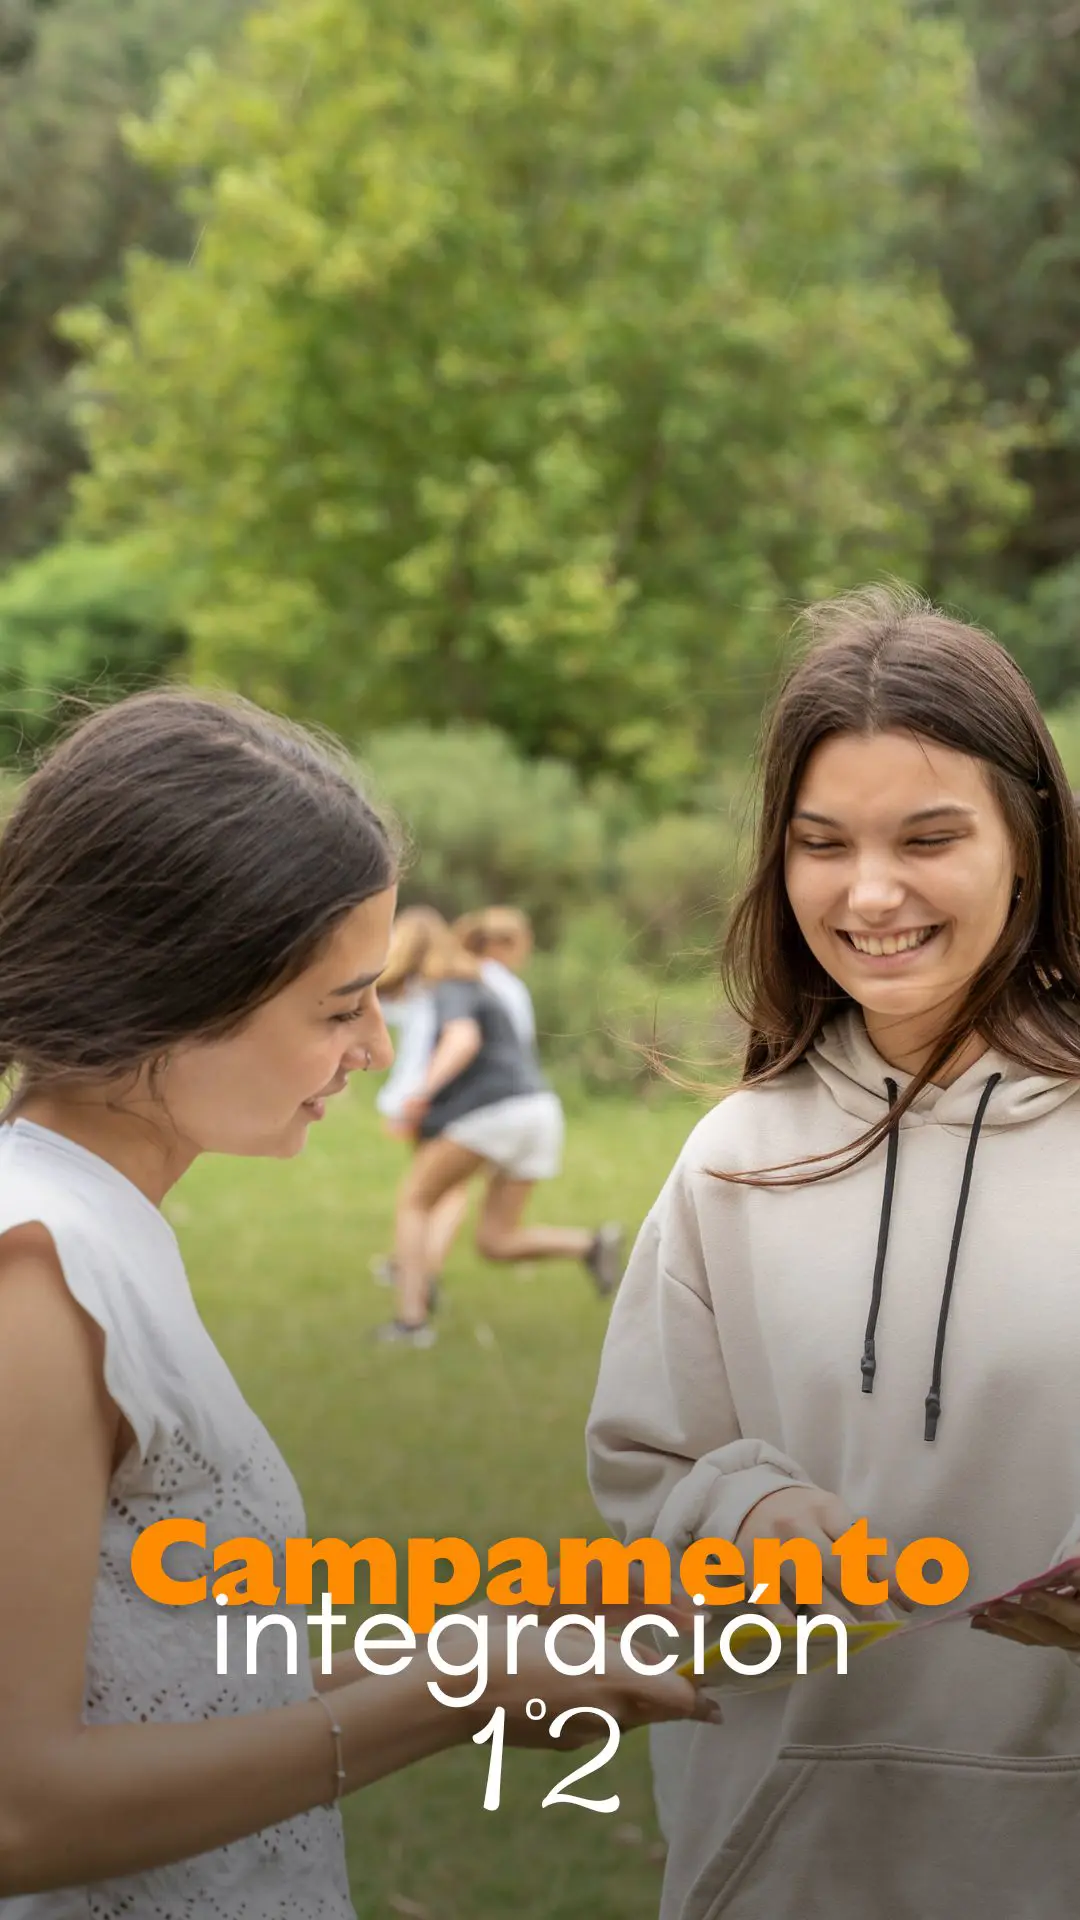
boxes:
[0,538,186,759]
[69,0,1020,797]
[923,0,1080,705]
[0,0,244,564]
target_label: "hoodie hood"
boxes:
[808,1007,1080,1130]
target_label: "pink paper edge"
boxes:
[923,1555,1080,1627]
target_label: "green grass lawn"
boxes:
[167,1077,711,1920]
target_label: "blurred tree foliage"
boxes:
[358,722,742,1091]
[0,538,186,758]
[0,0,244,565]
[360,724,607,947]
[6,0,1080,777]
[919,0,1080,708]
[60,0,1019,799]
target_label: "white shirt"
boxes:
[376,986,438,1120]
[0,1120,355,1920]
[480,961,536,1049]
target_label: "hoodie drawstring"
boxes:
[923,1072,1000,1441]
[860,1078,899,1397]
[860,1071,1002,1443]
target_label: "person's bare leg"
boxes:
[474,1176,593,1263]
[371,1178,470,1291]
[393,1140,485,1326]
[426,1178,473,1276]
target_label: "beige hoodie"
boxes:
[587,1011,1080,1920]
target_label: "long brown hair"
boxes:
[719,583,1080,1183]
[377,906,481,998]
[0,690,397,1095]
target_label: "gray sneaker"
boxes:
[373,1319,437,1349]
[584,1223,625,1298]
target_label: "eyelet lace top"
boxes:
[0,1121,357,1920]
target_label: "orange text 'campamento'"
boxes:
[129,1521,970,1632]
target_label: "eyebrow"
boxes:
[327,971,381,998]
[792,804,978,828]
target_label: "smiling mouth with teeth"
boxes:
[839,926,940,957]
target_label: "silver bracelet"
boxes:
[313,1690,347,1806]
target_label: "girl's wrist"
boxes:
[328,1662,470,1792]
[410,1638,487,1733]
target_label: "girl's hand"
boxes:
[972,1591,1080,1652]
[399,1095,429,1132]
[734,1485,909,1623]
[433,1622,719,1750]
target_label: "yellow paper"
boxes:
[676,1616,904,1692]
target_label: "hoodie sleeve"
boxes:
[586,1156,816,1563]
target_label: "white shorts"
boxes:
[442,1090,565,1182]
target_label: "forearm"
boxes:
[1,1667,460,1896]
[312,1646,366,1692]
[421,1028,480,1098]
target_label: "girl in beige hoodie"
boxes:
[587,584,1080,1920]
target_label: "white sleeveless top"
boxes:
[0,1120,356,1920]
[480,961,537,1051]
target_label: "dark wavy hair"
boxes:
[718,583,1080,1183]
[0,690,397,1093]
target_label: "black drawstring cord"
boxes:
[923,1072,1001,1443]
[861,1078,899,1396]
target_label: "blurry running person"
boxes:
[371,909,471,1303]
[371,905,540,1292]
[375,911,623,1346]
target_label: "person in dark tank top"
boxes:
[374,907,624,1346]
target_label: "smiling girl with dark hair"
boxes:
[589,585,1080,1919]
[0,691,700,1917]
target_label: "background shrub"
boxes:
[360,724,607,946]
[0,539,186,759]
[529,906,736,1100]
[615,811,742,973]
